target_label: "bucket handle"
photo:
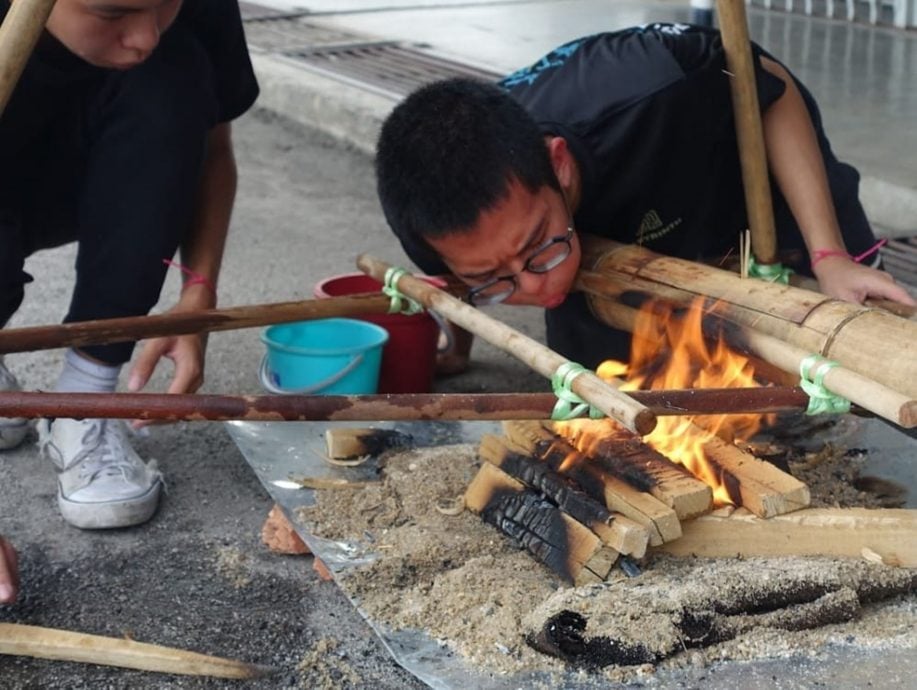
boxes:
[259,353,365,395]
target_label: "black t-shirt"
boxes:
[0,0,258,159]
[500,23,858,262]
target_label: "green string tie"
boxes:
[382,267,424,315]
[748,257,793,285]
[550,362,606,421]
[799,354,851,416]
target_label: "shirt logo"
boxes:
[636,210,683,245]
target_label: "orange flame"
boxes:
[556,298,773,505]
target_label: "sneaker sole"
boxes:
[57,480,163,530]
[0,420,29,450]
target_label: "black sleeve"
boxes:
[180,0,259,123]
[654,24,786,112]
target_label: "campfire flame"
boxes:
[556,298,773,505]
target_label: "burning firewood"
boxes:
[545,421,713,520]
[503,421,682,545]
[464,462,619,586]
[478,434,650,558]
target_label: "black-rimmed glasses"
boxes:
[465,226,574,306]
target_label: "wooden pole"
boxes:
[0,388,820,422]
[0,0,57,115]
[579,237,917,399]
[580,280,917,428]
[356,254,657,435]
[0,622,271,678]
[716,0,779,265]
[0,294,393,354]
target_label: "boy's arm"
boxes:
[759,57,914,305]
[127,122,238,397]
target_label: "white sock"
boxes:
[54,349,121,394]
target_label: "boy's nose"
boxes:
[122,14,161,54]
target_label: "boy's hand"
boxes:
[813,257,916,306]
[0,536,19,604]
[126,285,215,428]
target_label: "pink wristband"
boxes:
[810,239,887,269]
[162,259,217,296]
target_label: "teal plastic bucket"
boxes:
[260,318,389,394]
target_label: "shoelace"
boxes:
[41,419,137,482]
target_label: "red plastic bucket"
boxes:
[313,273,442,394]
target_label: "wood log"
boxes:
[0,294,394,354]
[0,0,57,115]
[657,507,917,566]
[324,427,411,459]
[715,0,778,265]
[701,435,810,517]
[0,388,828,423]
[577,282,916,428]
[464,462,618,585]
[545,421,713,520]
[579,237,917,399]
[0,623,271,678]
[478,434,650,557]
[356,253,656,435]
[502,421,681,545]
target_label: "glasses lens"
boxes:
[527,238,571,273]
[468,278,515,306]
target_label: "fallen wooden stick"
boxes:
[0,622,272,678]
[0,388,827,422]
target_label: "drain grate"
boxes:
[286,42,500,99]
[241,2,500,99]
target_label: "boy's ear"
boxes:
[546,136,576,191]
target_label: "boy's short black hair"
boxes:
[375,78,559,248]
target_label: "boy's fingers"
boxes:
[128,339,170,392]
[0,537,19,604]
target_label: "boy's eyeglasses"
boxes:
[465,226,574,306]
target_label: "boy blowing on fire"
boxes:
[0,0,258,532]
[375,23,914,371]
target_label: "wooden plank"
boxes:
[465,462,617,584]
[478,434,649,557]
[0,623,271,678]
[657,508,917,566]
[502,421,681,545]
[324,427,411,460]
[547,421,713,520]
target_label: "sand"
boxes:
[296,436,916,682]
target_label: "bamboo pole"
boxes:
[0,622,271,678]
[716,0,778,265]
[578,237,917,399]
[0,388,823,423]
[356,254,656,435]
[0,294,393,354]
[581,284,916,428]
[0,0,57,115]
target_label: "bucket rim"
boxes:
[260,318,389,356]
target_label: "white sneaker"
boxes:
[0,357,29,450]
[38,418,163,529]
